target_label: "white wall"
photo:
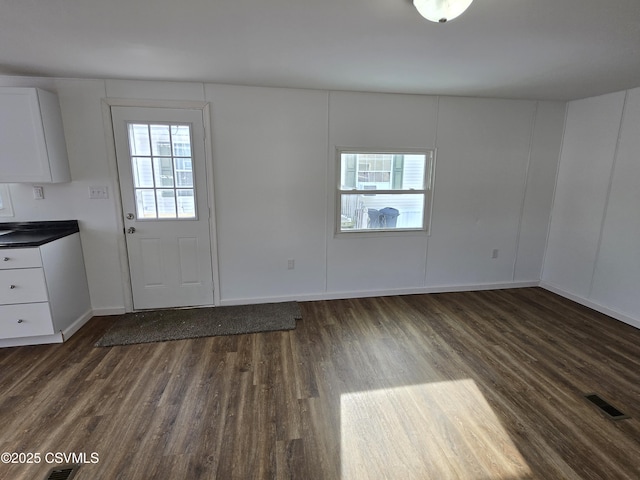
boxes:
[327,91,438,294]
[429,97,538,287]
[205,84,329,303]
[0,75,566,313]
[543,87,640,328]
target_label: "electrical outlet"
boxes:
[287,259,295,270]
[33,185,44,200]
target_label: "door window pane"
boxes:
[156,189,177,218]
[172,126,192,156]
[177,189,195,218]
[153,157,175,187]
[175,158,193,187]
[150,125,171,156]
[132,157,154,188]
[136,189,157,219]
[128,124,151,156]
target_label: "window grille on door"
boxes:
[127,123,196,220]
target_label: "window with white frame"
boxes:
[337,149,434,233]
[0,184,14,217]
[127,123,196,220]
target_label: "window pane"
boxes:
[150,125,171,156]
[340,152,428,191]
[176,189,196,218]
[153,158,174,187]
[132,157,153,188]
[175,158,193,187]
[156,189,177,218]
[172,125,192,156]
[339,193,425,231]
[135,189,157,219]
[402,154,427,190]
[128,124,151,156]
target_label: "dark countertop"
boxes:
[0,220,79,248]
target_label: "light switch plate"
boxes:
[89,186,109,199]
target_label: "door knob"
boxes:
[127,227,136,234]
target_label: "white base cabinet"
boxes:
[0,233,92,347]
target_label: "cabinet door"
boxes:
[0,88,71,183]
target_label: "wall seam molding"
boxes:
[512,101,538,281]
[587,90,628,299]
[540,102,569,282]
[323,91,331,293]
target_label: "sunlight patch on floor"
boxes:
[340,379,531,479]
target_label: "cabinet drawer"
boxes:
[0,248,42,269]
[0,303,54,338]
[0,268,48,304]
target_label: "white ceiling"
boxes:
[1,0,639,100]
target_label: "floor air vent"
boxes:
[44,464,79,480]
[585,393,629,420]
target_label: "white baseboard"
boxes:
[91,307,127,316]
[80,281,640,333]
[219,281,540,306]
[61,308,94,340]
[540,282,640,330]
[0,332,64,348]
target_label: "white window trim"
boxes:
[335,147,436,236]
[0,184,14,217]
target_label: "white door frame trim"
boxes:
[101,98,221,311]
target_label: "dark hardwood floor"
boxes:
[1,287,639,479]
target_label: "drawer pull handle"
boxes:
[17,319,24,324]
[10,285,16,289]
[3,257,9,261]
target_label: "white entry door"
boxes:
[112,106,214,310]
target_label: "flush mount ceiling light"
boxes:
[413,0,474,23]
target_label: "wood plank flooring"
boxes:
[0,287,639,479]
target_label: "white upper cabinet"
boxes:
[0,87,71,183]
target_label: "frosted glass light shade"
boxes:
[413,0,474,23]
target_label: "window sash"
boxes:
[338,188,428,195]
[336,148,434,235]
